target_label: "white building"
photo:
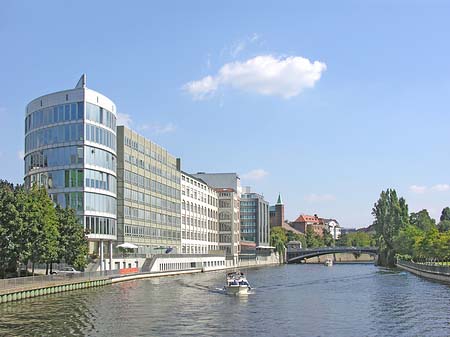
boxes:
[324,219,341,240]
[192,173,241,264]
[181,172,219,254]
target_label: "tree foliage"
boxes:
[0,180,89,277]
[409,209,436,232]
[372,189,409,266]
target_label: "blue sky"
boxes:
[1,1,450,227]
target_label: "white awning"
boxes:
[116,243,139,249]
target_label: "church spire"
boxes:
[276,193,283,205]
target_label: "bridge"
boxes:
[287,246,378,263]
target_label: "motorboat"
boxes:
[225,271,251,295]
[324,258,333,267]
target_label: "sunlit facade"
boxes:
[24,76,118,254]
[116,126,181,254]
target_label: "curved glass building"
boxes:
[24,75,117,258]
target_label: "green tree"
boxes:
[305,227,323,248]
[438,207,450,232]
[0,181,22,277]
[409,209,436,232]
[286,230,306,248]
[372,189,409,266]
[270,227,287,262]
[323,229,334,247]
[17,185,59,275]
[56,206,88,271]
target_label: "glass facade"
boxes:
[25,87,117,241]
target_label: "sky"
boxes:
[1,1,450,228]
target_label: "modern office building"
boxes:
[240,187,270,247]
[116,126,181,255]
[181,172,219,254]
[191,173,241,263]
[24,75,117,266]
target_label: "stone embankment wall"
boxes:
[239,252,281,268]
[303,253,375,264]
[396,260,450,283]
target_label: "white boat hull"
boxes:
[225,285,250,295]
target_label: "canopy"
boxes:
[116,243,139,249]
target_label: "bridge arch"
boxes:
[287,247,378,263]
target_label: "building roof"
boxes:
[293,214,320,223]
[276,193,283,205]
[282,222,304,235]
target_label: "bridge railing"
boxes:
[287,246,378,253]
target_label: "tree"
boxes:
[286,230,306,248]
[409,209,436,232]
[305,227,323,248]
[56,206,88,270]
[0,182,22,277]
[440,207,450,222]
[17,185,59,275]
[323,229,334,247]
[270,227,287,262]
[438,207,450,232]
[372,189,409,266]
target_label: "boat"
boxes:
[324,258,333,267]
[224,271,251,295]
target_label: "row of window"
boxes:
[85,169,116,193]
[181,200,217,217]
[86,124,116,152]
[50,192,83,212]
[25,103,84,133]
[123,188,180,213]
[85,146,116,172]
[85,216,116,236]
[25,169,116,193]
[124,224,181,240]
[85,193,117,215]
[123,206,181,226]
[124,154,180,184]
[182,185,218,206]
[25,146,83,174]
[25,123,84,153]
[124,136,176,169]
[85,103,116,131]
[123,170,180,199]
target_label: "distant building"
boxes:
[320,218,341,240]
[291,214,324,236]
[192,173,241,263]
[116,126,181,255]
[240,187,270,247]
[181,172,219,254]
[269,193,285,228]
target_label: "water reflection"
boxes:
[1,265,450,336]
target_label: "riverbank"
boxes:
[0,256,280,304]
[396,260,450,284]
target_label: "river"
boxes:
[1,264,450,336]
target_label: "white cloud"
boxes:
[139,123,176,134]
[17,150,24,160]
[432,184,450,192]
[184,55,326,100]
[117,113,133,127]
[409,185,427,194]
[241,169,269,181]
[304,194,336,202]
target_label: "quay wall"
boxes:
[0,253,281,304]
[396,260,450,283]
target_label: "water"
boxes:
[1,264,450,337]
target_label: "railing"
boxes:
[397,260,450,276]
[288,246,378,253]
[0,269,125,292]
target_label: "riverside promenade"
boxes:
[396,260,450,283]
[0,254,280,304]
